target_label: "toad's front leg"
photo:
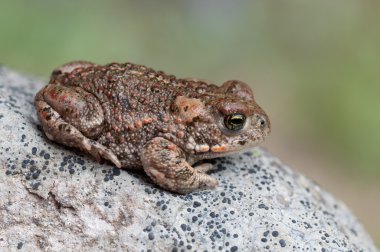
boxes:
[141,137,219,194]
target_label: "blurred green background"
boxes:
[1,0,379,245]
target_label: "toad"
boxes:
[35,61,271,194]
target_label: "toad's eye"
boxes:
[224,114,246,131]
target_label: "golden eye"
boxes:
[224,114,246,131]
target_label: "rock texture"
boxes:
[0,66,378,252]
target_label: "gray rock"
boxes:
[0,66,377,252]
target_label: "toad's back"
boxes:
[49,62,218,168]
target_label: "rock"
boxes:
[0,66,378,252]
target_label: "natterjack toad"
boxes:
[35,61,271,194]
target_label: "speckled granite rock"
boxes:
[0,66,377,252]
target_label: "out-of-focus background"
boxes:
[1,0,379,245]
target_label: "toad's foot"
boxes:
[194,163,216,173]
[82,139,121,168]
[35,85,121,168]
[141,137,219,194]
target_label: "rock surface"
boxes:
[0,66,378,252]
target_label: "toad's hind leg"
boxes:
[141,137,219,194]
[35,84,121,168]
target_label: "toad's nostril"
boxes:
[258,116,266,128]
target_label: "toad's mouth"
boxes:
[192,139,264,161]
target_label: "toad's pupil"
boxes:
[231,118,243,125]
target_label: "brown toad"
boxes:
[35,61,271,194]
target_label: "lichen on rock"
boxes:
[0,67,377,251]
